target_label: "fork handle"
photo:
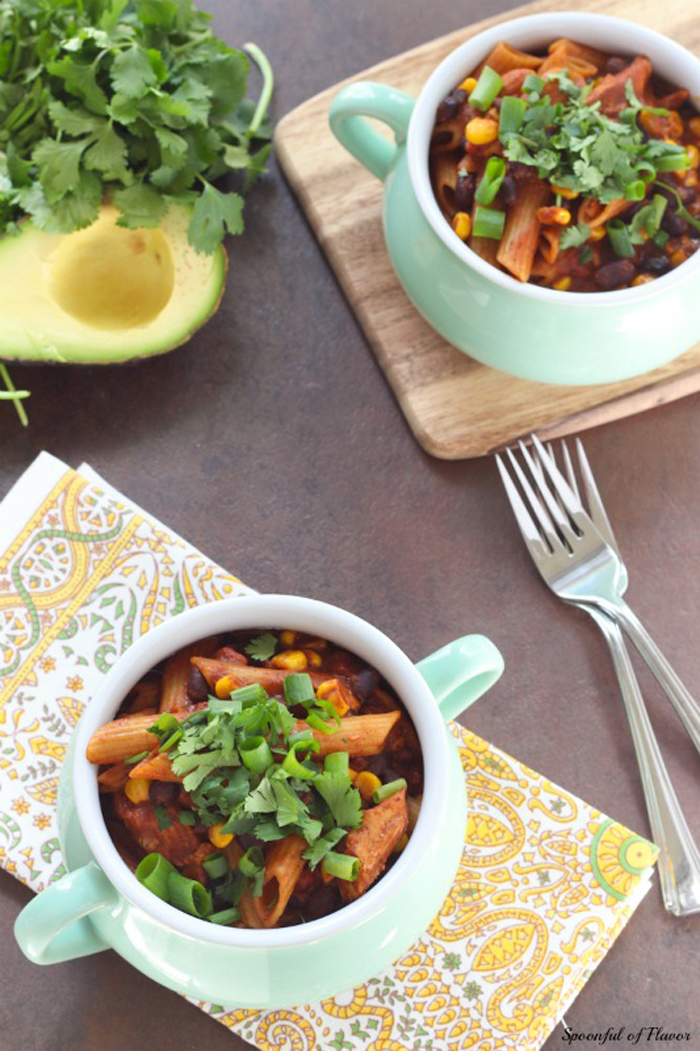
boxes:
[591,597,700,754]
[588,608,700,916]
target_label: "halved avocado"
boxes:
[0,204,227,364]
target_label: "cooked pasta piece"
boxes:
[477,42,541,75]
[497,181,550,282]
[252,835,307,927]
[159,638,219,712]
[87,706,200,764]
[340,788,408,901]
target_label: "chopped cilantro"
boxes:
[153,805,172,831]
[559,222,591,250]
[313,772,363,830]
[500,70,689,205]
[302,827,347,870]
[244,633,278,661]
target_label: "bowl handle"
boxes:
[14,861,117,965]
[329,82,415,181]
[417,635,504,723]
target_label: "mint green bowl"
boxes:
[14,595,504,1009]
[329,13,700,385]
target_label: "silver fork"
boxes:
[503,434,700,754]
[496,438,700,916]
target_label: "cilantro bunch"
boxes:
[0,0,273,253]
[501,72,689,206]
[160,676,364,876]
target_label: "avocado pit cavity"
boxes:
[49,211,175,330]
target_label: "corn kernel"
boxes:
[552,276,572,291]
[279,630,296,646]
[316,678,349,716]
[537,206,571,225]
[465,117,498,145]
[271,649,308,671]
[209,824,234,848]
[683,170,698,188]
[304,649,323,667]
[394,834,410,853]
[550,184,579,199]
[355,771,382,802]
[670,249,687,268]
[632,274,656,286]
[459,76,478,93]
[125,778,150,804]
[590,225,606,241]
[451,211,472,240]
[686,145,700,169]
[215,674,235,699]
[690,117,700,139]
[348,768,358,781]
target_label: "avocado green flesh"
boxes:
[0,204,226,364]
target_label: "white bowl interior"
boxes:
[74,595,456,948]
[407,12,700,303]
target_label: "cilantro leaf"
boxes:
[32,139,87,201]
[559,222,591,250]
[313,772,363,830]
[244,633,278,662]
[188,182,244,254]
[83,122,130,181]
[113,182,168,227]
[111,45,158,98]
[302,827,347,870]
[153,805,172,830]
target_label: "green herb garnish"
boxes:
[153,804,172,830]
[244,633,278,661]
[501,71,689,204]
[0,0,274,253]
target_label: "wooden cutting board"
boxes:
[274,0,700,459]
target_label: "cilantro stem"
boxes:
[244,42,273,138]
[0,364,30,427]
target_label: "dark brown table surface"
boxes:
[1,1,698,1048]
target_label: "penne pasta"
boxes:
[497,181,550,282]
[191,658,331,695]
[128,751,182,782]
[252,835,307,928]
[87,706,202,764]
[159,637,220,712]
[97,762,131,792]
[340,789,408,902]
[477,42,541,76]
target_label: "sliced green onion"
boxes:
[634,159,656,181]
[498,95,527,137]
[314,698,342,725]
[149,712,180,739]
[160,728,183,752]
[322,852,360,881]
[125,750,149,765]
[475,156,506,205]
[607,219,635,258]
[239,735,274,773]
[283,672,315,707]
[372,777,407,804]
[468,65,503,112]
[209,906,241,925]
[203,851,229,880]
[289,729,314,745]
[178,810,196,825]
[472,205,506,239]
[523,73,544,94]
[624,180,646,200]
[168,872,213,918]
[282,739,319,780]
[324,751,349,775]
[135,852,177,901]
[306,712,334,734]
[654,150,690,172]
[210,683,268,708]
[239,846,265,879]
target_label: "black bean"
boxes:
[454,173,475,211]
[594,259,636,290]
[435,88,467,122]
[351,668,380,703]
[605,56,628,74]
[150,782,177,806]
[186,666,209,703]
[642,254,670,274]
[499,174,517,207]
[661,212,688,236]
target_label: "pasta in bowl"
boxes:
[14,594,504,1008]
[330,13,700,384]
